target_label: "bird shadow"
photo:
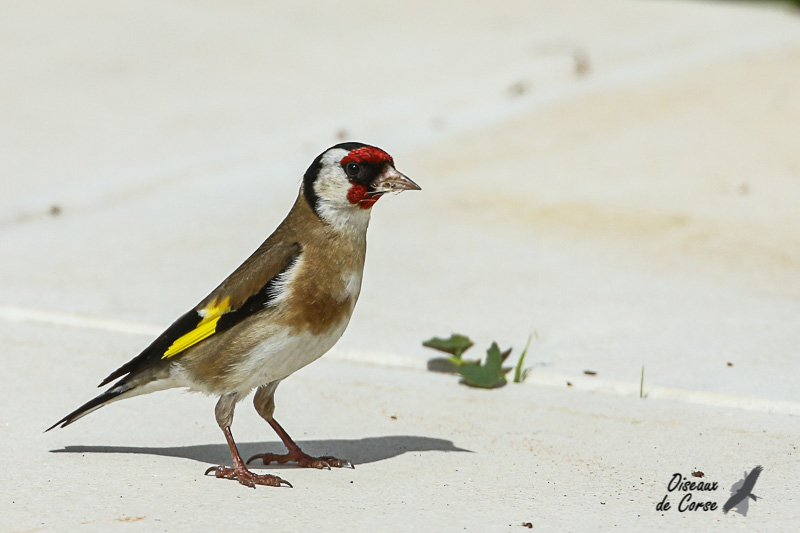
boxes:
[51,435,471,467]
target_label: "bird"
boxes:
[723,465,763,514]
[47,142,420,488]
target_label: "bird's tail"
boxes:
[45,382,133,431]
[749,494,758,502]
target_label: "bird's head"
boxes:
[303,142,420,227]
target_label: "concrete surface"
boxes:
[2,0,800,531]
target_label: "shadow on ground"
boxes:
[51,435,471,467]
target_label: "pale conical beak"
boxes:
[371,167,421,193]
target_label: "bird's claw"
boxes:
[204,465,292,488]
[247,451,354,470]
[318,456,354,470]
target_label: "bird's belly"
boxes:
[229,318,350,395]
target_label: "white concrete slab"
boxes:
[2,0,800,530]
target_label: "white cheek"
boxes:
[315,174,352,208]
[314,148,352,208]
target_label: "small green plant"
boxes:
[640,365,646,399]
[423,333,532,389]
[513,334,533,383]
[422,334,473,365]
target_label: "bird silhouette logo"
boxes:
[723,465,763,515]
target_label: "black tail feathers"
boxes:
[46,384,131,432]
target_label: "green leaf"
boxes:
[422,334,474,360]
[513,334,533,383]
[458,342,508,388]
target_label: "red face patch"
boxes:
[347,184,382,209]
[340,146,393,166]
[358,194,382,209]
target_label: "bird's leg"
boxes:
[247,418,353,469]
[204,393,292,487]
[247,383,353,469]
[205,426,292,487]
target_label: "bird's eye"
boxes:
[345,162,360,177]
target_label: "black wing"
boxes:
[98,243,301,387]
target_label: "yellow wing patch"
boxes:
[162,297,231,359]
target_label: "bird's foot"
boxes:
[204,464,292,488]
[247,449,353,470]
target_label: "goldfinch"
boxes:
[48,142,420,488]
